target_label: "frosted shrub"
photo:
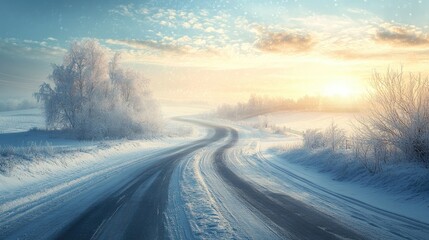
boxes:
[303,129,325,149]
[324,122,346,152]
[353,139,383,173]
[303,122,347,152]
[35,40,161,139]
[355,68,429,167]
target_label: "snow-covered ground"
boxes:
[0,104,215,239]
[0,108,45,134]
[1,107,428,239]
[218,111,429,216]
[197,115,429,239]
[0,104,209,191]
[168,133,282,239]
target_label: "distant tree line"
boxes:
[216,94,360,120]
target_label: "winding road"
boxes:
[1,119,428,239]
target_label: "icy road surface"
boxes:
[1,119,428,239]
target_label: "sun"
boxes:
[322,82,355,97]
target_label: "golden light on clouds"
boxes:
[2,1,429,103]
[102,9,429,103]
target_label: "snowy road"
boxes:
[211,127,362,239]
[1,119,428,239]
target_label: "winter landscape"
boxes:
[1,1,429,239]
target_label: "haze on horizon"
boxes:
[1,0,429,105]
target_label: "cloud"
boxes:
[374,24,429,47]
[182,22,191,28]
[138,8,149,15]
[255,30,314,53]
[109,4,135,17]
[0,38,66,59]
[193,23,204,30]
[106,39,190,54]
[105,5,429,68]
[332,48,429,62]
[205,27,216,33]
[177,36,191,43]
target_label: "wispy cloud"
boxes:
[0,38,66,59]
[109,4,135,17]
[255,29,314,53]
[374,24,429,46]
[332,48,429,62]
[106,39,190,54]
[109,6,231,42]
[105,4,429,68]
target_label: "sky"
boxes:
[1,0,429,104]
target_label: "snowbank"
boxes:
[273,148,429,201]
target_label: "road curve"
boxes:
[1,120,386,239]
[54,124,228,240]
[209,125,365,240]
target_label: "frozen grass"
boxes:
[0,142,55,173]
[0,104,207,187]
[0,121,205,176]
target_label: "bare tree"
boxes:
[355,68,429,166]
[324,121,346,152]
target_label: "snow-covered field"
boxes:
[0,104,209,190]
[0,108,45,134]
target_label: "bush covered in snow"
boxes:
[303,122,346,152]
[276,147,429,197]
[303,129,325,149]
[300,69,429,171]
[35,40,161,139]
[355,68,429,167]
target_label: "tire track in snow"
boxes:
[255,148,429,239]
[210,126,365,240]
[55,125,228,240]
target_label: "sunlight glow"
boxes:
[322,82,355,97]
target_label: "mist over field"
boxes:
[1,1,429,239]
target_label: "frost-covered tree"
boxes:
[355,68,429,166]
[35,39,161,139]
[303,123,346,152]
[324,121,346,152]
[303,129,325,149]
